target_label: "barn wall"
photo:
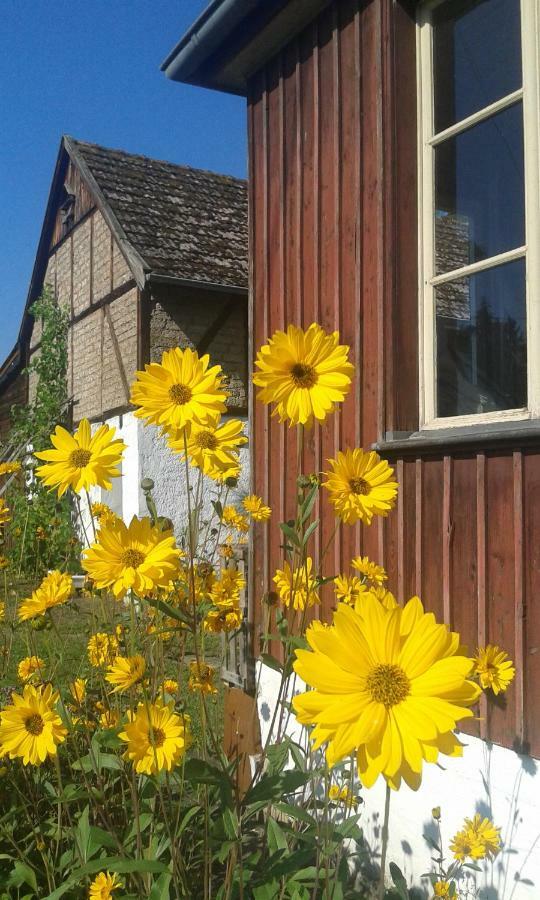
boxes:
[0,372,27,443]
[247,0,540,759]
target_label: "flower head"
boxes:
[0,461,21,477]
[253,323,354,427]
[333,574,365,606]
[273,558,319,611]
[351,556,387,587]
[69,678,87,705]
[131,347,228,431]
[119,701,191,775]
[91,502,118,529]
[474,645,515,696]
[242,494,271,521]
[106,655,146,693]
[19,570,72,621]
[168,417,246,481]
[450,813,501,861]
[82,516,182,599]
[293,593,481,790]
[0,684,66,765]
[328,784,357,808]
[188,661,217,694]
[221,506,249,533]
[18,656,46,683]
[35,419,125,497]
[323,449,398,525]
[433,883,452,898]
[0,500,10,526]
[162,679,178,696]
[204,600,242,633]
[88,870,122,899]
[87,632,119,668]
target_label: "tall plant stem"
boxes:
[378,783,392,899]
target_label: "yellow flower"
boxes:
[162,679,178,695]
[0,601,4,620]
[474,645,515,696]
[106,654,146,693]
[433,883,452,898]
[91,502,118,529]
[0,556,8,571]
[0,684,66,765]
[18,656,46,683]
[204,600,242,633]
[273,558,319,611]
[69,678,86,705]
[218,540,236,560]
[242,494,271,521]
[188,661,217,694]
[328,784,357,808]
[19,570,72,621]
[168,417,246,479]
[333,574,365,606]
[88,870,122,899]
[82,515,182,600]
[323,449,398,525]
[35,419,125,497]
[0,499,10,526]
[293,593,481,790]
[119,701,191,774]
[253,323,354,427]
[0,461,21,477]
[131,346,228,431]
[450,813,501,862]
[221,506,249,533]
[351,556,387,586]
[87,632,119,667]
[98,708,120,729]
[210,567,245,605]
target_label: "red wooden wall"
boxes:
[247,0,540,758]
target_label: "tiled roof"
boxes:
[70,139,248,288]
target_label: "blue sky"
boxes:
[0,0,247,362]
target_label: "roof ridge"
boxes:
[66,136,247,186]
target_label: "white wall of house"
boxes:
[256,663,540,899]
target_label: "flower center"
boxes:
[168,383,192,405]
[349,477,370,495]
[121,549,145,569]
[195,430,218,451]
[152,727,166,748]
[69,448,92,469]
[290,363,318,389]
[366,663,410,707]
[25,714,44,736]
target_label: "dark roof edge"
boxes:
[146,273,247,295]
[162,0,332,95]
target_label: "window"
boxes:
[418,0,540,426]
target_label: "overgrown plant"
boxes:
[0,325,514,899]
[3,286,80,575]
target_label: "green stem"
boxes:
[378,783,392,900]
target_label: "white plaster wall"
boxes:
[137,415,250,541]
[256,662,540,899]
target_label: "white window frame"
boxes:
[417,0,540,429]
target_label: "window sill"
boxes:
[373,419,540,456]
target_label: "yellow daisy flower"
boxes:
[204,600,242,633]
[323,449,398,525]
[433,882,452,898]
[87,632,119,668]
[18,656,46,683]
[333,574,365,606]
[328,784,357,808]
[0,461,21,477]
[162,679,178,696]
[35,419,125,497]
[119,701,191,775]
[82,515,182,600]
[188,661,218,694]
[69,678,86,705]
[0,684,66,765]
[253,323,354,427]
[351,556,387,586]
[88,870,122,899]
[221,506,249,533]
[0,557,8,571]
[18,570,73,621]
[0,499,10,526]
[131,346,228,431]
[98,708,121,729]
[105,654,146,693]
[293,593,481,790]
[455,813,501,861]
[91,502,118,529]
[168,417,246,476]
[242,494,271,521]
[273,558,319,611]
[0,600,4,619]
[210,567,245,605]
[474,645,515,696]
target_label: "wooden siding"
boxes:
[50,159,95,250]
[247,0,540,757]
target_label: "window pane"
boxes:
[436,258,526,417]
[433,0,521,133]
[435,103,524,274]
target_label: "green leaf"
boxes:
[8,862,38,892]
[244,771,310,806]
[266,740,290,774]
[300,484,319,523]
[222,807,240,840]
[389,862,409,900]
[279,522,301,547]
[302,520,319,547]
[260,653,283,674]
[253,882,280,900]
[76,805,91,863]
[267,818,288,854]
[275,802,316,828]
[148,873,172,899]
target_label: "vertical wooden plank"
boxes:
[415,458,422,596]
[476,453,487,739]
[523,452,540,756]
[421,458,444,621]
[442,455,452,625]
[513,451,525,746]
[396,458,405,602]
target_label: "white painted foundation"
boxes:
[256,662,540,899]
